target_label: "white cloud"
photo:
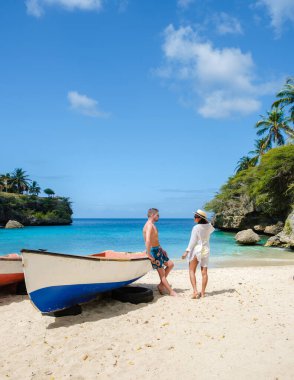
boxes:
[177,0,194,9]
[68,91,109,118]
[26,0,103,17]
[198,92,260,119]
[256,0,294,35]
[214,12,243,35]
[155,24,274,119]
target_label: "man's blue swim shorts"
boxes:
[150,246,170,269]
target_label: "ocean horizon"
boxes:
[1,218,294,268]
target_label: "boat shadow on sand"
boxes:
[0,283,28,306]
[47,284,186,330]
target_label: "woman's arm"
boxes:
[182,226,199,259]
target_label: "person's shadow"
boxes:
[205,288,237,297]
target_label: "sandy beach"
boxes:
[1,265,294,380]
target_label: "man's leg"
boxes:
[164,260,174,279]
[189,258,199,298]
[157,268,177,296]
[201,266,208,297]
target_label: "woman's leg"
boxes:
[201,266,208,297]
[189,258,199,298]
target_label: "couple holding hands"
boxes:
[143,208,215,298]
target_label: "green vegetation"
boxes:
[0,169,72,226]
[207,78,294,224]
[272,77,294,122]
[206,145,294,219]
[0,193,72,226]
[234,77,294,173]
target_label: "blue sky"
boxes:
[0,0,293,217]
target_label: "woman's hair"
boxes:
[196,217,208,224]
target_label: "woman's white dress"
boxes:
[186,223,215,267]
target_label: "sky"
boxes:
[0,0,293,218]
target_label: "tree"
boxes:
[272,77,294,123]
[248,138,270,166]
[10,168,31,194]
[255,107,294,150]
[235,156,255,173]
[29,181,41,196]
[44,188,55,197]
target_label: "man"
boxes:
[143,208,177,297]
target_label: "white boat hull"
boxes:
[22,250,152,313]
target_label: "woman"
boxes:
[182,209,215,299]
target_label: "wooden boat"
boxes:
[0,254,24,287]
[21,249,152,314]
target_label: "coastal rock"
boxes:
[235,229,260,245]
[5,220,24,229]
[265,211,294,249]
[211,195,275,231]
[265,235,284,248]
[254,225,266,233]
[264,222,284,236]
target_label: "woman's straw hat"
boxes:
[194,209,208,221]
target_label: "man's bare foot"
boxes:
[169,290,177,297]
[157,284,165,295]
[191,292,200,299]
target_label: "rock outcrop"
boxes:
[265,211,294,249]
[235,229,260,245]
[5,220,24,229]
[264,222,284,235]
[211,195,275,231]
[0,193,72,227]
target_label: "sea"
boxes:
[1,218,294,268]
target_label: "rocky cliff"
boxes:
[265,210,294,249]
[0,193,72,226]
[206,145,294,234]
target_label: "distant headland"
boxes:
[0,168,72,227]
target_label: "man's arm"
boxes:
[145,224,155,261]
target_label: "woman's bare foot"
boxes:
[201,292,205,298]
[191,292,200,299]
[169,290,177,297]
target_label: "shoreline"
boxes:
[1,265,294,379]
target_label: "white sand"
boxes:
[1,266,294,380]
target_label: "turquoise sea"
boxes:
[1,219,294,268]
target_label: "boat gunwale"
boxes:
[21,249,149,262]
[0,257,22,262]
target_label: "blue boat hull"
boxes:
[29,277,141,313]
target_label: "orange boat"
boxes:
[0,254,24,287]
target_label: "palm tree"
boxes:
[255,107,294,150]
[248,138,270,166]
[272,77,294,122]
[29,181,41,196]
[10,168,31,194]
[235,156,255,173]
